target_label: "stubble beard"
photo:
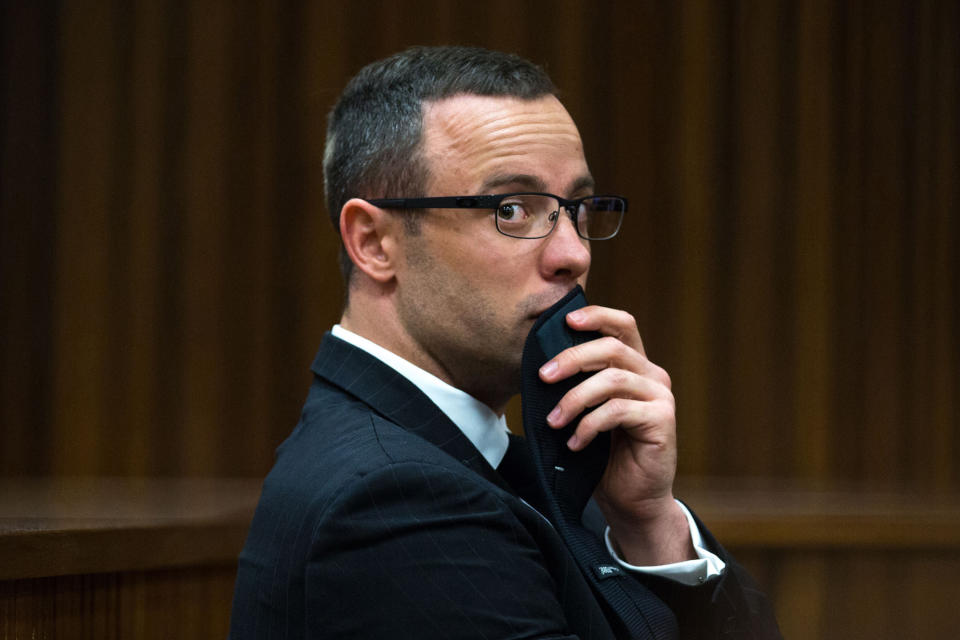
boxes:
[398,281,525,407]
[398,249,530,408]
[398,235,578,409]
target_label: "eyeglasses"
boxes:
[365,192,627,240]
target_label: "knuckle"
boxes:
[605,397,630,420]
[611,308,635,327]
[606,368,630,388]
[566,343,588,365]
[577,413,597,435]
[661,368,673,389]
[562,386,585,411]
[600,336,628,361]
[576,411,601,438]
[646,361,671,387]
[653,401,676,427]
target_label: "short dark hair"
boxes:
[323,46,557,282]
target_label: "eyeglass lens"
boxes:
[494,195,623,239]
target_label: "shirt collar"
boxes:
[330,325,510,469]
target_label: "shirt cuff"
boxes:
[603,500,726,586]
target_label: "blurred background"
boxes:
[2,0,958,637]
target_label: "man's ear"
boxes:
[339,198,399,283]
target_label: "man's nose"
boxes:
[540,212,591,279]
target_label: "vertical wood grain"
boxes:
[725,0,789,477]
[859,0,908,487]
[51,1,121,474]
[216,0,278,475]
[928,0,959,489]
[771,552,827,639]
[1,567,236,639]
[0,2,59,475]
[119,0,165,475]
[833,0,868,484]
[1,1,959,635]
[177,1,230,474]
[674,0,719,475]
[792,0,835,479]
[903,552,957,639]
[829,553,896,638]
[0,0,956,488]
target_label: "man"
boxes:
[230,46,780,639]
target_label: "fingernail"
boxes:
[540,360,559,379]
[568,310,584,324]
[547,406,562,425]
[567,434,580,450]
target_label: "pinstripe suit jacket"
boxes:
[228,333,780,639]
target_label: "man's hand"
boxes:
[538,305,695,566]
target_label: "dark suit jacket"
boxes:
[229,333,780,639]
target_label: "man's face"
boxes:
[392,94,593,410]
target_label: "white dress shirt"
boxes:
[330,324,724,585]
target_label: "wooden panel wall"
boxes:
[1,3,958,638]
[0,566,236,639]
[2,0,958,486]
[733,548,960,639]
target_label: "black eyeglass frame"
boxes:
[364,192,628,240]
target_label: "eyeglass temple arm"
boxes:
[366,196,501,209]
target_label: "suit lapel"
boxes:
[313,333,622,639]
[311,332,513,494]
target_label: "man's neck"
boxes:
[339,307,448,383]
[340,309,512,414]
[330,324,511,468]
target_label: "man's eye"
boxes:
[497,203,527,221]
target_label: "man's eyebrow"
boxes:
[480,173,548,192]
[569,175,596,195]
[479,173,597,196]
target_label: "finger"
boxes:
[565,305,645,356]
[539,336,671,388]
[566,397,676,451]
[546,368,670,429]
